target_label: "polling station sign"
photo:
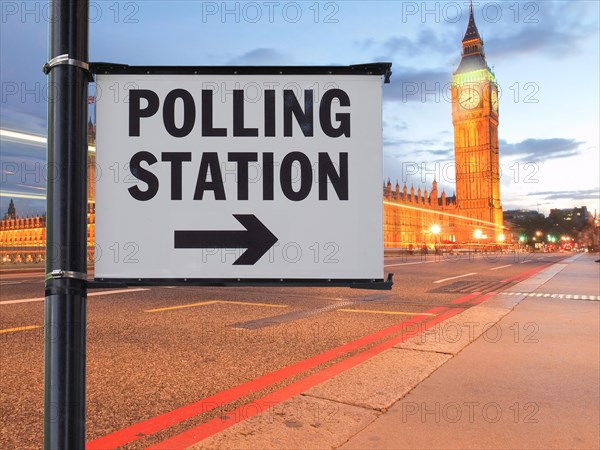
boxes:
[93,64,391,286]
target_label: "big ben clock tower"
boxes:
[452,3,503,242]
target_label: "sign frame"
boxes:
[90,63,393,290]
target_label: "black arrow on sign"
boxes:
[174,214,278,265]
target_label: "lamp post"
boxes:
[498,233,505,253]
[519,235,526,252]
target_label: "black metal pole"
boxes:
[44,0,89,448]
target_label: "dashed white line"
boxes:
[500,292,598,301]
[490,264,512,271]
[433,273,477,284]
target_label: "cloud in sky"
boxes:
[526,188,600,202]
[487,1,599,59]
[500,138,583,161]
[382,67,450,103]
[226,48,291,65]
[379,29,454,60]
[488,26,597,60]
[382,119,408,132]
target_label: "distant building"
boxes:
[504,209,545,222]
[549,207,591,231]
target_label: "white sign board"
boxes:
[95,68,386,283]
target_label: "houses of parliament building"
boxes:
[0,7,506,263]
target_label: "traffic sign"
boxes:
[94,64,391,286]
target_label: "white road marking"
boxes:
[384,260,441,267]
[433,273,477,284]
[490,264,512,271]
[0,288,149,305]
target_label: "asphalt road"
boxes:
[0,251,568,449]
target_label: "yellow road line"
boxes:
[337,309,436,316]
[0,325,42,334]
[216,300,287,308]
[145,300,288,313]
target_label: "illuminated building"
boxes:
[383,4,505,248]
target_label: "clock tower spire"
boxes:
[451,4,503,242]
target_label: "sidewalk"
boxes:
[192,254,599,449]
[341,253,600,449]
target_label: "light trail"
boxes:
[383,200,504,230]
[1,128,95,201]
[0,191,46,200]
[0,128,96,152]
[0,129,46,145]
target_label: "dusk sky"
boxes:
[1,0,599,217]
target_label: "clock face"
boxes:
[458,88,480,110]
[491,88,498,112]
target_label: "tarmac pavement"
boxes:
[191,253,599,449]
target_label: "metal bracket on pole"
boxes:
[45,269,88,282]
[43,53,93,80]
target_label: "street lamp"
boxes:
[498,234,505,253]
[431,225,441,254]
[474,229,482,252]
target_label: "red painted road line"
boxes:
[450,292,482,304]
[468,291,498,305]
[87,308,444,449]
[501,262,554,283]
[147,307,464,450]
